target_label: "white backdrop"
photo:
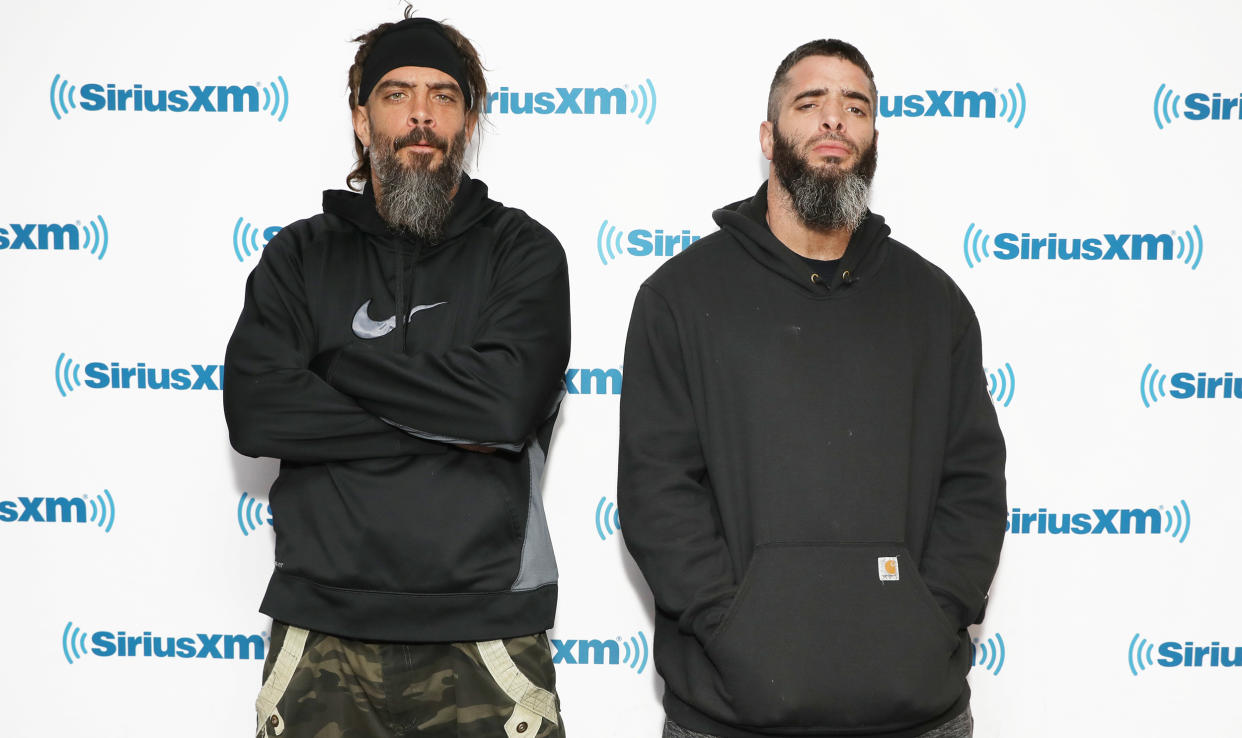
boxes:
[2,1,1240,735]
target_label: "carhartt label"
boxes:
[878,557,899,581]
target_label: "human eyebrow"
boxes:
[791,88,830,105]
[375,80,415,94]
[427,81,463,97]
[842,89,873,109]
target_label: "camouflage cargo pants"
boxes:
[255,621,565,738]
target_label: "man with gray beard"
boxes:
[224,14,570,738]
[619,39,1006,738]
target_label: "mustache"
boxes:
[392,127,449,153]
[806,132,859,154]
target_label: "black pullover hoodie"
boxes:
[224,176,569,643]
[619,183,1007,737]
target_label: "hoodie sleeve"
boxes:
[224,233,447,463]
[617,285,737,645]
[314,221,571,447]
[920,308,1008,629]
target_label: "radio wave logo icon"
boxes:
[986,363,1016,408]
[597,220,626,265]
[1153,84,1181,130]
[236,492,271,536]
[62,621,91,665]
[261,76,290,122]
[963,223,991,268]
[49,73,77,120]
[970,632,1006,676]
[80,216,109,259]
[232,218,281,262]
[594,496,620,541]
[1175,225,1204,270]
[1162,499,1192,543]
[997,83,1027,129]
[628,78,657,125]
[1140,363,1168,408]
[620,631,649,674]
[1128,633,1157,675]
[88,489,117,533]
[55,353,83,397]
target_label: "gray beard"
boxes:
[370,129,465,242]
[772,125,875,233]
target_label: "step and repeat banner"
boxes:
[1,0,1239,735]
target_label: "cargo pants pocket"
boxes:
[476,638,560,737]
[254,623,308,737]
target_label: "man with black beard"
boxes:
[619,40,1007,738]
[224,14,569,738]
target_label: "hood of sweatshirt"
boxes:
[321,173,499,253]
[712,181,892,297]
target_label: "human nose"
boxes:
[820,104,845,132]
[407,93,435,127]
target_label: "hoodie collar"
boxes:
[321,173,495,249]
[713,181,891,296]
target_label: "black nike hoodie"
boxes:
[224,175,570,642]
[618,183,1006,737]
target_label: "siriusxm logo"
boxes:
[0,490,115,532]
[594,496,620,541]
[55,354,223,397]
[1007,499,1191,542]
[596,220,702,265]
[62,622,265,664]
[986,363,1016,408]
[1141,364,1241,407]
[565,367,622,395]
[551,632,648,674]
[233,218,281,263]
[1129,634,1242,674]
[0,216,109,260]
[486,79,657,124]
[49,74,289,121]
[878,84,1026,128]
[970,632,1006,676]
[237,492,273,536]
[1153,84,1242,129]
[963,223,1204,270]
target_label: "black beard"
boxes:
[370,126,466,242]
[771,124,878,232]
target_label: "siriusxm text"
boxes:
[0,224,82,251]
[83,362,224,391]
[1008,507,1162,535]
[565,368,622,395]
[89,630,265,660]
[1168,372,1240,399]
[1183,93,1242,121]
[79,84,260,113]
[486,87,626,115]
[627,229,700,257]
[0,497,88,523]
[1157,641,1242,667]
[551,639,620,665]
[879,90,1001,119]
[993,233,1176,261]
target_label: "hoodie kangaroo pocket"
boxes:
[705,542,963,731]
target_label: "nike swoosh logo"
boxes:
[352,300,447,340]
